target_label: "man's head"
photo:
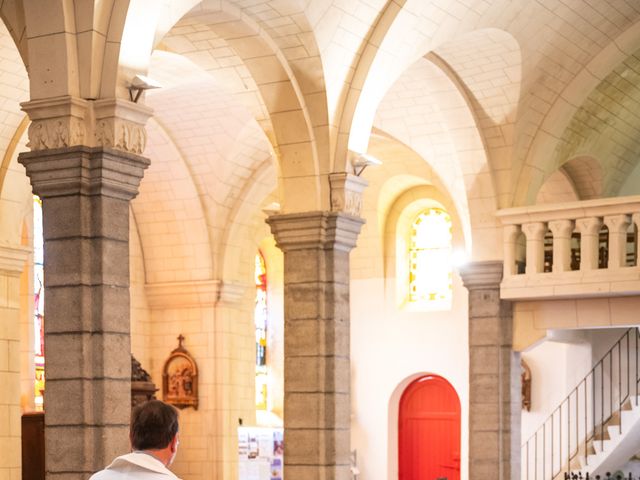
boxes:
[130,400,179,462]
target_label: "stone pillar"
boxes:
[0,244,29,480]
[460,261,520,480]
[18,97,151,479]
[267,211,364,480]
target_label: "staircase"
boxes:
[522,328,640,480]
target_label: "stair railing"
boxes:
[522,328,640,480]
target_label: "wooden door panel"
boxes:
[399,375,460,480]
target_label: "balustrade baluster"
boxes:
[604,215,631,269]
[523,222,548,274]
[549,220,574,273]
[576,217,603,271]
[504,224,522,276]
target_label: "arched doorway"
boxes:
[399,374,461,480]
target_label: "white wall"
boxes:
[350,272,469,480]
[521,328,629,443]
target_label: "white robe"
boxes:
[90,452,181,479]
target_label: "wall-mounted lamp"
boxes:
[352,153,382,176]
[128,74,162,103]
[262,202,281,216]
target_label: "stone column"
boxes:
[0,244,29,480]
[267,211,364,480]
[18,97,151,479]
[460,261,520,480]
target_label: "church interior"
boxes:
[2,1,640,479]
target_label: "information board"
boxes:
[238,426,284,480]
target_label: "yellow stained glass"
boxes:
[408,208,453,309]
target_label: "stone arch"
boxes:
[371,55,501,259]
[158,0,328,212]
[350,131,472,279]
[0,123,30,245]
[0,2,27,67]
[561,156,604,200]
[535,168,579,205]
[333,0,406,170]
[515,21,640,206]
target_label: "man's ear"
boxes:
[170,434,179,453]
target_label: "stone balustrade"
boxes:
[497,196,640,300]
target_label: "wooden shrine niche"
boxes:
[163,335,198,410]
[521,358,532,412]
[131,354,158,407]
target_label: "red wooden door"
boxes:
[399,375,461,480]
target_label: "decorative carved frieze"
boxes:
[93,98,151,154]
[27,117,85,150]
[329,172,368,217]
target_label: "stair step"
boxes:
[593,438,613,454]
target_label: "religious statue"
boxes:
[162,335,199,410]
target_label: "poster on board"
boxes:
[238,426,284,480]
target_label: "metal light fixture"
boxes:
[262,202,281,216]
[352,153,382,176]
[128,74,162,103]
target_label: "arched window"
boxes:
[408,208,452,310]
[33,196,45,411]
[255,252,268,411]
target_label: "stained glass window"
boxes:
[255,252,268,410]
[33,196,45,411]
[409,208,452,309]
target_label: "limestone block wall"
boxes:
[139,290,254,480]
[18,255,34,412]
[130,215,151,369]
[0,245,29,480]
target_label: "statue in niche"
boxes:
[162,335,199,410]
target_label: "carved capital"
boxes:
[267,211,365,253]
[22,96,89,150]
[603,214,631,234]
[575,216,603,236]
[93,98,152,154]
[329,172,368,217]
[548,219,574,238]
[21,96,152,155]
[521,221,547,241]
[459,260,503,290]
